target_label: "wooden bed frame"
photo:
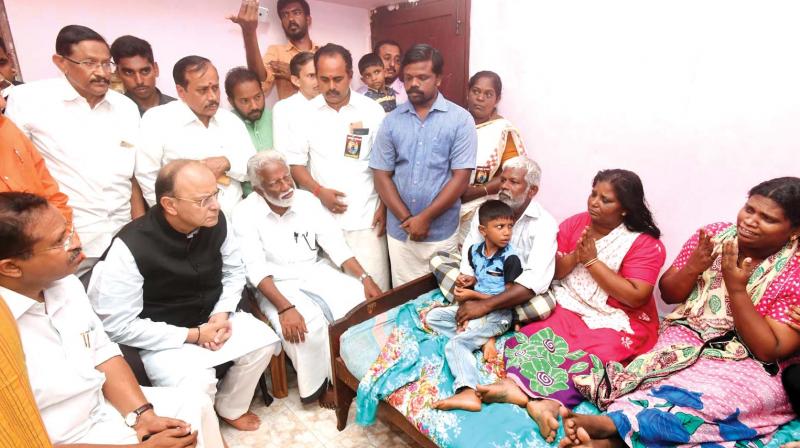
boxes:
[329,274,439,448]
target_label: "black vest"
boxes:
[115,206,227,328]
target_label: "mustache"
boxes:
[326,89,341,96]
[406,87,423,95]
[204,101,219,109]
[281,188,295,199]
[90,77,109,84]
[68,248,83,263]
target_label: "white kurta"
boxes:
[135,100,256,217]
[284,91,390,289]
[5,77,140,260]
[1,277,223,447]
[271,91,314,154]
[88,228,280,419]
[460,200,559,295]
[232,190,366,398]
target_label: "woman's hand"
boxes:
[787,306,800,332]
[686,228,718,275]
[575,227,598,264]
[721,240,753,294]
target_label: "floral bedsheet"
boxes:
[344,290,800,447]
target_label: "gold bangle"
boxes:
[583,257,599,268]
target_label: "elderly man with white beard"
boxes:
[232,150,382,408]
[430,156,560,328]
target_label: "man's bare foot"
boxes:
[476,377,529,407]
[319,384,336,409]
[221,411,261,431]
[482,338,499,362]
[526,399,561,443]
[432,388,482,412]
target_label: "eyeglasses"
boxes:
[171,189,220,208]
[10,225,76,258]
[63,56,116,72]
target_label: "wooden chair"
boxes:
[241,286,289,399]
[329,274,439,448]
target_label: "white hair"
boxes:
[503,155,542,187]
[247,150,288,185]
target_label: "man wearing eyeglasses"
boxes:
[0,191,225,447]
[90,160,280,432]
[5,25,145,280]
[229,0,318,100]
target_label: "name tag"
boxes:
[344,134,363,159]
[474,165,491,185]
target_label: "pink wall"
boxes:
[470,1,800,308]
[5,0,371,106]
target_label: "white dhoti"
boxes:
[74,386,224,447]
[343,227,391,290]
[256,260,366,399]
[141,312,280,420]
[387,232,460,287]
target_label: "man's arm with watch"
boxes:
[93,355,195,445]
[342,257,383,300]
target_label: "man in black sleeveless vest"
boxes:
[89,160,280,432]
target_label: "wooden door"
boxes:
[370,0,470,107]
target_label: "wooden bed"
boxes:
[329,274,439,448]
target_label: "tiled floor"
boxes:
[220,368,417,448]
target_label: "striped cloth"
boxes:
[429,251,556,322]
[0,296,51,447]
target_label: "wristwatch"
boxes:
[124,402,154,428]
[358,272,371,283]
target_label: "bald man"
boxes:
[89,160,280,432]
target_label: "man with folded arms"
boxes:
[136,56,256,218]
[90,160,280,431]
[0,191,223,446]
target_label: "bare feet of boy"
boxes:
[482,338,498,362]
[319,384,337,409]
[221,411,261,431]
[526,399,561,442]
[476,377,529,407]
[432,388,482,411]
[558,406,619,447]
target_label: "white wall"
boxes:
[6,0,371,106]
[470,0,800,287]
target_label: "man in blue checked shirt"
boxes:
[370,44,477,287]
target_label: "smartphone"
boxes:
[258,6,269,23]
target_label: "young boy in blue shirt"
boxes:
[425,200,522,411]
[358,53,397,113]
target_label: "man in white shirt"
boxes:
[272,51,318,152]
[136,56,256,217]
[453,156,559,327]
[90,160,280,432]
[356,40,406,105]
[0,191,223,447]
[285,44,391,290]
[5,25,145,278]
[232,151,381,408]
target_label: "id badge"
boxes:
[474,165,491,185]
[344,134,363,159]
